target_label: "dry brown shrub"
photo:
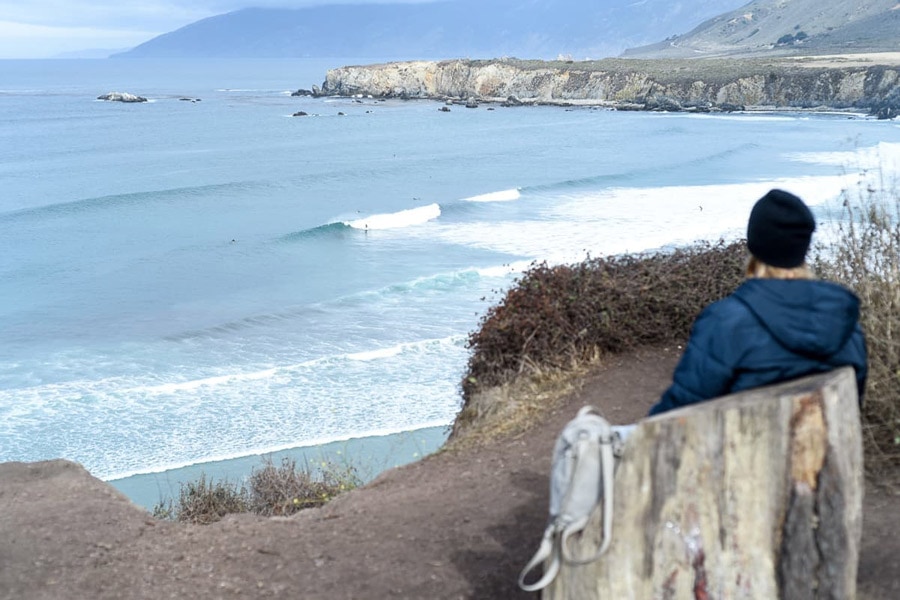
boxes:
[249,457,361,517]
[153,474,249,525]
[153,457,360,523]
[813,183,900,484]
[462,240,747,403]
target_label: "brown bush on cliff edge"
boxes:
[461,240,747,402]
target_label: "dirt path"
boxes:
[1,345,897,599]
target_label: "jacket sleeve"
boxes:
[648,304,737,416]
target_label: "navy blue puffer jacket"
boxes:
[649,278,867,416]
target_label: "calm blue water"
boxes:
[2,58,899,480]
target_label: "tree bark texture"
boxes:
[544,367,863,600]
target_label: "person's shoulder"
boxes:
[811,278,861,303]
[690,288,763,340]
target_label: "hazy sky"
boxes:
[0,0,427,58]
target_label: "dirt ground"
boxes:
[1,344,897,599]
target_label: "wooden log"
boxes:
[544,367,863,600]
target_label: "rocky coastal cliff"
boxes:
[322,57,900,117]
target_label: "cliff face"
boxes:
[322,58,900,115]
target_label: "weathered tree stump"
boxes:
[545,367,863,600]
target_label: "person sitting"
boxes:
[649,188,868,416]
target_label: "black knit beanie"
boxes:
[747,189,816,268]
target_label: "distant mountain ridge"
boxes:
[112,0,747,60]
[623,0,900,58]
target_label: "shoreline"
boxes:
[341,94,880,117]
[109,425,449,511]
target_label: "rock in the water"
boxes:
[644,94,682,112]
[97,92,147,103]
[439,106,451,112]
[465,97,478,108]
[292,111,309,117]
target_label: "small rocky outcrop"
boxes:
[292,111,309,117]
[643,94,682,112]
[292,85,324,98]
[97,92,148,103]
[869,87,900,120]
[465,97,478,108]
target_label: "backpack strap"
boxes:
[517,524,563,592]
[560,418,616,564]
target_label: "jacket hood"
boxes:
[733,278,860,359]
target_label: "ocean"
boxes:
[2,58,899,507]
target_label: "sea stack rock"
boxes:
[97,92,148,103]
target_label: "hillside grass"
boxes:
[461,56,876,87]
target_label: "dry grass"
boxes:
[153,457,361,524]
[813,181,900,486]
[249,457,361,517]
[152,474,249,525]
[448,358,598,450]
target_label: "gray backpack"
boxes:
[518,406,626,592]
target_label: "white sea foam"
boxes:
[347,203,441,230]
[679,113,795,122]
[417,174,859,265]
[134,368,278,394]
[128,338,455,396]
[476,261,534,278]
[786,141,900,170]
[347,347,403,361]
[463,188,521,202]
[1,334,468,480]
